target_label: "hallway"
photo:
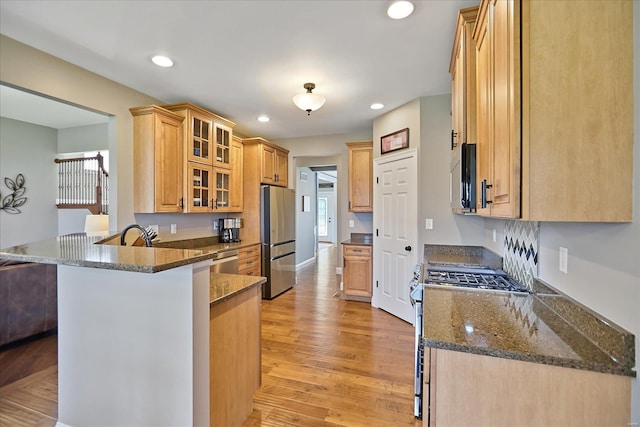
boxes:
[0,245,416,426]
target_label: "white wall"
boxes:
[0,117,58,247]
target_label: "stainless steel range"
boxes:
[409,263,529,419]
[425,265,528,293]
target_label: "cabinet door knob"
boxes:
[405,246,412,252]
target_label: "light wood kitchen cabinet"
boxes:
[346,141,373,213]
[243,137,289,188]
[242,137,290,243]
[238,244,261,276]
[213,122,232,169]
[449,6,478,154]
[229,136,244,212]
[164,102,236,169]
[213,167,232,211]
[186,163,213,212]
[210,283,261,426]
[423,348,631,426]
[130,105,185,213]
[342,245,372,300]
[473,0,633,221]
[473,0,520,218]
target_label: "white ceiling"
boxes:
[0,85,109,129]
[0,0,477,139]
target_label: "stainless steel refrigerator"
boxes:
[261,185,296,299]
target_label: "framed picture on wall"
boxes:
[381,128,409,155]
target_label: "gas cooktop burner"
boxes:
[425,269,529,293]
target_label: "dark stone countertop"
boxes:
[0,233,260,273]
[341,233,373,246]
[422,244,636,377]
[209,272,266,305]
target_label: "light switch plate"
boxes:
[559,247,568,273]
[425,218,433,230]
[170,224,177,234]
[349,220,355,228]
[492,229,497,242]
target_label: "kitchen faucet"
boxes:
[120,224,153,247]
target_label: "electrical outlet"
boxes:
[425,218,433,230]
[213,221,218,231]
[559,247,568,273]
[492,229,497,243]
[349,220,355,228]
[170,224,177,234]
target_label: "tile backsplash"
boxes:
[504,220,539,289]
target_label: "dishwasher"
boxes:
[210,249,239,274]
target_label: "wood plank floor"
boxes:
[0,244,418,426]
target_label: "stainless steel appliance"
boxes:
[219,218,242,243]
[261,185,296,299]
[425,265,528,293]
[450,143,476,214]
[408,264,424,419]
[210,249,239,274]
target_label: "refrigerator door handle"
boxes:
[271,239,295,247]
[271,251,295,261]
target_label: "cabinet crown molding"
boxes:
[129,105,185,122]
[162,102,236,128]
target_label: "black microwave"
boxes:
[450,143,476,214]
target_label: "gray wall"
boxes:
[58,123,108,154]
[0,117,58,247]
[295,166,317,267]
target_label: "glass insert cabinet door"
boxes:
[214,168,230,210]
[214,123,231,167]
[189,115,212,164]
[188,163,212,212]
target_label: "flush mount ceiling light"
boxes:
[387,1,414,19]
[370,103,384,110]
[292,83,326,115]
[151,55,174,67]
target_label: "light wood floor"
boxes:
[0,244,417,426]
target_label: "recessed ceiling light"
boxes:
[387,1,414,19]
[257,115,270,122]
[151,55,174,67]
[370,103,384,110]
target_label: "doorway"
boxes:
[316,170,337,245]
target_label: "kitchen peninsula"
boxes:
[0,232,265,427]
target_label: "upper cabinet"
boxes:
[229,136,244,212]
[450,6,479,154]
[131,103,243,213]
[243,137,289,188]
[472,0,633,221]
[347,141,373,213]
[130,106,185,213]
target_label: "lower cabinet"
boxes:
[238,244,261,276]
[342,245,372,300]
[210,284,261,426]
[423,348,631,426]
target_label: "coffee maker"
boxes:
[219,218,242,243]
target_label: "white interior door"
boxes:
[372,149,418,324]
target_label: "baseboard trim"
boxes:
[296,256,316,271]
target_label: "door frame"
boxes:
[371,148,419,323]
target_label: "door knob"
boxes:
[405,246,412,251]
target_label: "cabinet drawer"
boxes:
[238,264,261,277]
[238,244,260,260]
[343,245,371,257]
